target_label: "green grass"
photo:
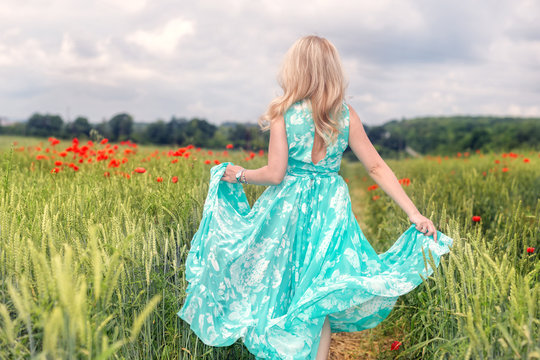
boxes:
[342,151,539,359]
[0,135,538,359]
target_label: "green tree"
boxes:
[183,118,217,146]
[95,120,112,140]
[109,113,133,141]
[229,124,252,148]
[66,116,92,137]
[26,113,64,137]
[145,120,170,144]
[166,117,187,145]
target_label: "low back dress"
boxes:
[177,98,453,359]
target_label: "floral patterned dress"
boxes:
[177,99,453,359]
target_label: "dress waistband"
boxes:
[286,166,339,178]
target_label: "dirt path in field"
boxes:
[327,181,403,359]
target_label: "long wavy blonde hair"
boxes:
[259,35,347,145]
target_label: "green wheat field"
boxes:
[0,135,538,359]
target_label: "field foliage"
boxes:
[0,135,538,359]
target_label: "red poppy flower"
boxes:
[258,149,264,156]
[372,195,380,201]
[51,167,60,173]
[72,165,79,171]
[502,167,509,172]
[36,154,48,160]
[526,247,535,254]
[226,143,234,149]
[100,139,108,145]
[48,137,60,146]
[171,176,178,183]
[156,177,163,182]
[59,152,67,157]
[391,341,402,350]
[495,159,500,164]
[472,215,481,222]
[179,147,190,155]
[104,172,110,177]
[404,178,411,186]
[134,167,146,173]
[214,160,220,165]
[204,160,211,165]
[524,158,530,163]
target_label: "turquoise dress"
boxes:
[177,99,453,359]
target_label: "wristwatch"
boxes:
[235,169,244,183]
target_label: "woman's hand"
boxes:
[408,212,438,243]
[221,164,244,183]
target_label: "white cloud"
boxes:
[507,104,540,117]
[0,0,538,124]
[126,18,194,56]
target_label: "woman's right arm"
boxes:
[221,115,288,186]
[347,105,438,242]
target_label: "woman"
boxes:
[178,35,453,360]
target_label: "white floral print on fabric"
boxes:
[177,98,454,359]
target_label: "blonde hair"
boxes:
[259,35,347,145]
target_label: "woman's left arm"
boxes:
[221,115,288,186]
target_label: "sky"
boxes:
[0,0,539,126]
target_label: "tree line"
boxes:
[1,112,538,156]
[0,113,269,150]
[372,115,540,157]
